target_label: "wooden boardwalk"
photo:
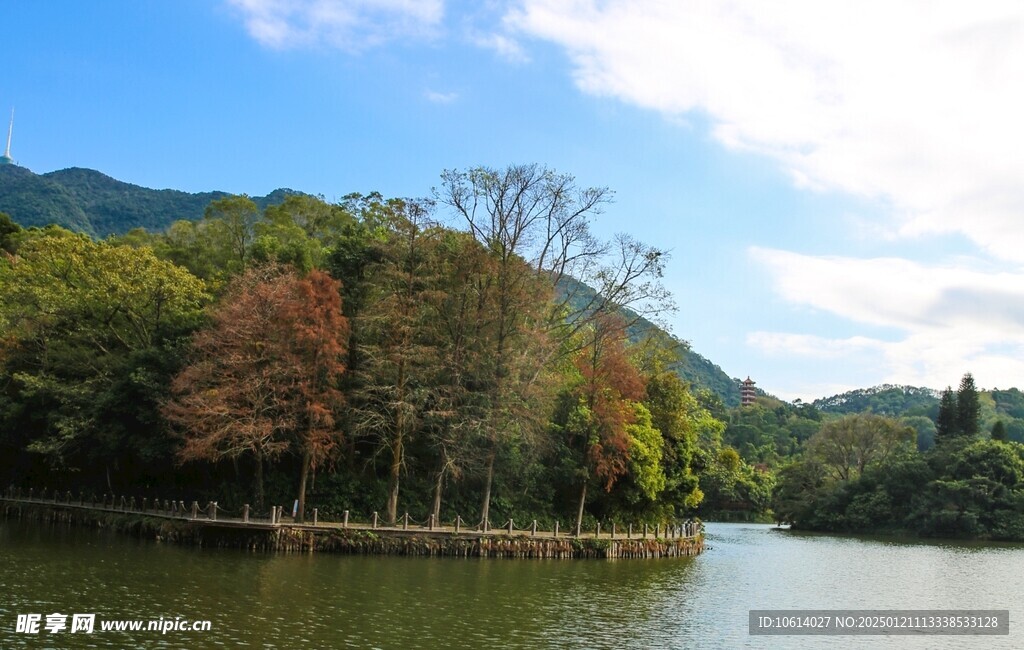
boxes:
[1,488,703,543]
[2,488,706,558]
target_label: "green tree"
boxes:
[251,195,353,272]
[900,415,938,451]
[957,372,981,437]
[349,203,440,524]
[0,211,22,254]
[0,232,208,479]
[643,371,704,511]
[625,403,666,501]
[806,414,915,481]
[991,420,1008,441]
[203,195,260,271]
[936,387,959,441]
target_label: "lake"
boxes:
[1,519,1021,648]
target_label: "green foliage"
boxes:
[936,387,959,440]
[991,420,1007,442]
[723,401,820,466]
[0,230,209,475]
[900,415,937,451]
[696,445,774,517]
[643,372,703,511]
[625,403,666,501]
[957,373,981,437]
[806,414,915,482]
[0,211,21,254]
[0,165,296,237]
[812,384,939,416]
[773,436,1024,541]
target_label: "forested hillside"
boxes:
[813,385,939,416]
[0,165,296,237]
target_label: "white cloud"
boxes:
[424,89,458,104]
[750,248,1024,391]
[470,31,529,63]
[506,1,1024,262]
[228,0,444,50]
[747,332,885,360]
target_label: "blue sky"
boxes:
[5,1,1024,401]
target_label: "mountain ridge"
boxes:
[0,164,298,237]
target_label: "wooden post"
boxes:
[243,504,250,523]
[428,514,435,531]
[372,512,379,529]
[120,496,126,511]
[507,518,513,535]
[643,523,648,538]
[627,523,632,539]
[29,488,34,501]
[531,520,537,536]
[191,501,199,520]
[554,520,559,537]
[655,523,660,538]
[403,512,409,530]
[611,522,616,539]
[343,510,349,528]
[312,508,318,526]
[574,519,581,538]
[142,498,148,512]
[455,515,461,534]
[596,522,601,538]
[129,496,136,511]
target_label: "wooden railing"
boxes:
[1,486,704,540]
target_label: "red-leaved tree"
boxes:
[164,266,347,521]
[570,313,645,534]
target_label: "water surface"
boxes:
[1,520,1020,648]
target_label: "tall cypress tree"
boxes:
[936,387,959,442]
[957,373,981,437]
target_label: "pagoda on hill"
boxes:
[741,377,756,406]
